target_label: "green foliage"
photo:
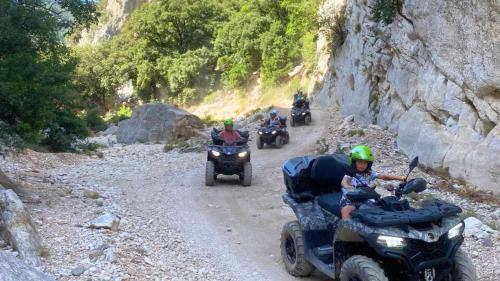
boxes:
[215,9,273,87]
[0,0,97,151]
[74,0,321,105]
[260,22,300,85]
[85,109,108,133]
[105,105,133,124]
[372,0,403,24]
[42,110,91,152]
[320,5,348,49]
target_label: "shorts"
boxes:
[339,195,354,209]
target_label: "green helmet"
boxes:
[224,118,234,126]
[348,145,374,165]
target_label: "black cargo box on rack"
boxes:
[282,153,351,202]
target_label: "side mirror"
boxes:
[402,178,427,194]
[409,157,419,173]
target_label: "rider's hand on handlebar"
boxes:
[386,185,396,195]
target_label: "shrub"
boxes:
[106,105,133,124]
[85,109,108,133]
[372,0,403,24]
[42,110,90,152]
[320,5,348,49]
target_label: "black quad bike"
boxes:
[257,117,290,149]
[205,128,252,186]
[280,154,476,281]
[290,107,312,127]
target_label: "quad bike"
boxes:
[290,107,311,127]
[280,154,476,281]
[257,116,290,149]
[205,128,252,186]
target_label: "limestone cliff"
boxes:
[315,0,500,191]
[79,0,146,45]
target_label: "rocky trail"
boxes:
[1,108,499,281]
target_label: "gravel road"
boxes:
[1,108,498,280]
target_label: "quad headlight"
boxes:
[258,131,263,135]
[376,235,406,248]
[211,150,221,157]
[292,113,296,116]
[447,222,464,239]
[272,130,277,135]
[238,151,248,158]
[302,112,306,115]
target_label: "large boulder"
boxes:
[0,189,41,266]
[0,251,54,281]
[116,104,204,144]
[0,169,17,190]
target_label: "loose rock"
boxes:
[88,212,120,231]
[0,189,41,266]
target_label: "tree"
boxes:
[0,0,97,149]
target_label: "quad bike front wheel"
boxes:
[205,161,215,186]
[275,135,283,148]
[290,118,296,127]
[256,136,263,149]
[280,221,314,277]
[453,249,477,281]
[340,255,388,281]
[242,162,252,186]
[305,115,312,125]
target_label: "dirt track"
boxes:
[171,108,331,281]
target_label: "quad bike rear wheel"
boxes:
[285,132,290,144]
[340,255,388,281]
[280,221,314,277]
[256,136,263,149]
[205,161,215,186]
[305,115,312,125]
[453,249,477,281]
[275,135,283,148]
[242,162,252,186]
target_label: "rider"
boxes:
[339,145,407,220]
[263,110,282,128]
[293,90,309,109]
[218,118,242,145]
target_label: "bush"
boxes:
[372,0,403,24]
[42,110,91,152]
[106,105,133,124]
[0,121,25,150]
[320,5,348,49]
[85,109,108,132]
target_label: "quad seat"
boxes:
[317,193,343,217]
[283,153,350,206]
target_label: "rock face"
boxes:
[0,251,54,281]
[116,104,204,144]
[80,0,147,44]
[316,0,500,192]
[0,189,41,266]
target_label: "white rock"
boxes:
[464,217,494,238]
[89,212,120,231]
[0,251,54,281]
[0,189,41,266]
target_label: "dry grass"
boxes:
[188,77,301,120]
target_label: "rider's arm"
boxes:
[341,175,353,189]
[377,174,406,181]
